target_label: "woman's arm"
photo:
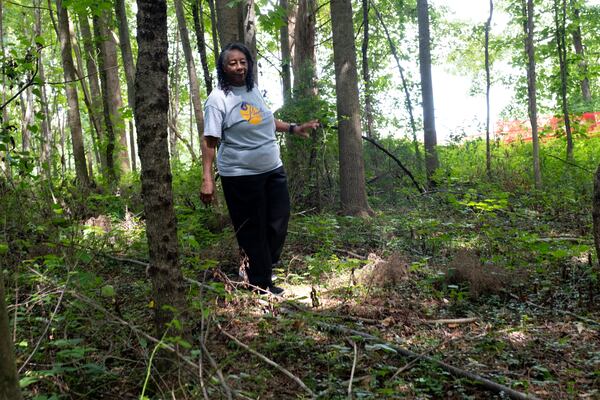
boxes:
[275,119,320,138]
[200,136,219,204]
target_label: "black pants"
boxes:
[221,166,290,289]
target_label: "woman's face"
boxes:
[223,49,247,86]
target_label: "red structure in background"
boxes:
[496,112,600,143]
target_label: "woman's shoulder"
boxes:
[205,87,228,108]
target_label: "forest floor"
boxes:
[10,187,600,399]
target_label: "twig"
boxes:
[18,285,67,373]
[217,323,316,399]
[388,338,450,382]
[544,152,593,173]
[505,292,599,326]
[348,339,358,399]
[199,339,233,400]
[314,321,542,400]
[423,317,477,325]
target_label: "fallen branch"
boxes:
[423,317,477,325]
[348,339,358,399]
[217,323,316,399]
[314,321,541,400]
[361,135,424,193]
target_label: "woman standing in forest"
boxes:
[200,42,319,295]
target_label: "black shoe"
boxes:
[254,285,284,296]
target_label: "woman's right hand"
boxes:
[200,178,215,205]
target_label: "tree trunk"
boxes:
[115,0,137,172]
[19,88,33,152]
[279,0,292,104]
[135,0,188,340]
[242,0,257,82]
[485,0,493,178]
[55,0,90,187]
[191,0,213,94]
[592,165,600,293]
[35,0,52,176]
[94,10,130,179]
[206,0,220,62]
[417,0,439,187]
[0,0,7,125]
[554,0,573,160]
[216,0,242,48]
[570,2,592,105]
[330,0,372,217]
[0,271,23,400]
[174,0,205,147]
[293,0,316,98]
[78,11,108,174]
[371,3,422,171]
[361,0,374,139]
[169,30,181,160]
[523,0,542,189]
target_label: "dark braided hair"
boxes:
[217,42,254,94]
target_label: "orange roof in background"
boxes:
[496,112,600,143]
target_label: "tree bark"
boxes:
[135,0,188,340]
[330,0,372,217]
[570,3,591,104]
[554,0,573,160]
[0,271,23,400]
[242,0,257,82]
[293,0,316,98]
[94,9,130,180]
[216,0,242,48]
[417,0,439,187]
[34,0,52,176]
[279,0,292,104]
[78,11,108,174]
[361,0,375,139]
[191,0,213,93]
[115,0,137,172]
[55,0,90,187]
[485,0,493,178]
[19,88,33,152]
[523,0,542,189]
[174,0,205,147]
[169,30,181,160]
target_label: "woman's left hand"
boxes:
[293,120,320,138]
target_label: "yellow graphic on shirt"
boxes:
[240,102,262,125]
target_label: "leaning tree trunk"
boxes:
[174,0,205,146]
[115,0,137,172]
[554,0,573,160]
[330,0,372,217]
[570,2,592,104]
[417,0,439,187]
[78,11,108,174]
[523,0,542,189]
[0,271,23,400]
[192,0,213,93]
[485,0,493,178]
[94,9,130,180]
[55,0,90,187]
[592,166,600,294]
[135,0,188,340]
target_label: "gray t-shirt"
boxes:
[203,85,282,176]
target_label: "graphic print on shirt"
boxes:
[239,101,262,125]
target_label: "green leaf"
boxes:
[101,285,116,298]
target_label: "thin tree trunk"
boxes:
[371,1,422,170]
[55,0,90,187]
[523,0,542,189]
[35,0,52,176]
[169,30,181,160]
[78,11,108,174]
[570,3,592,104]
[0,271,23,400]
[174,0,205,146]
[417,0,439,186]
[243,0,257,83]
[206,0,220,61]
[115,0,137,172]
[20,88,33,152]
[135,0,188,341]
[279,0,292,104]
[94,10,130,180]
[192,0,213,93]
[485,0,493,178]
[361,0,375,139]
[330,0,372,217]
[555,0,573,160]
[0,0,8,126]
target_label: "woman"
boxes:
[200,42,318,295]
